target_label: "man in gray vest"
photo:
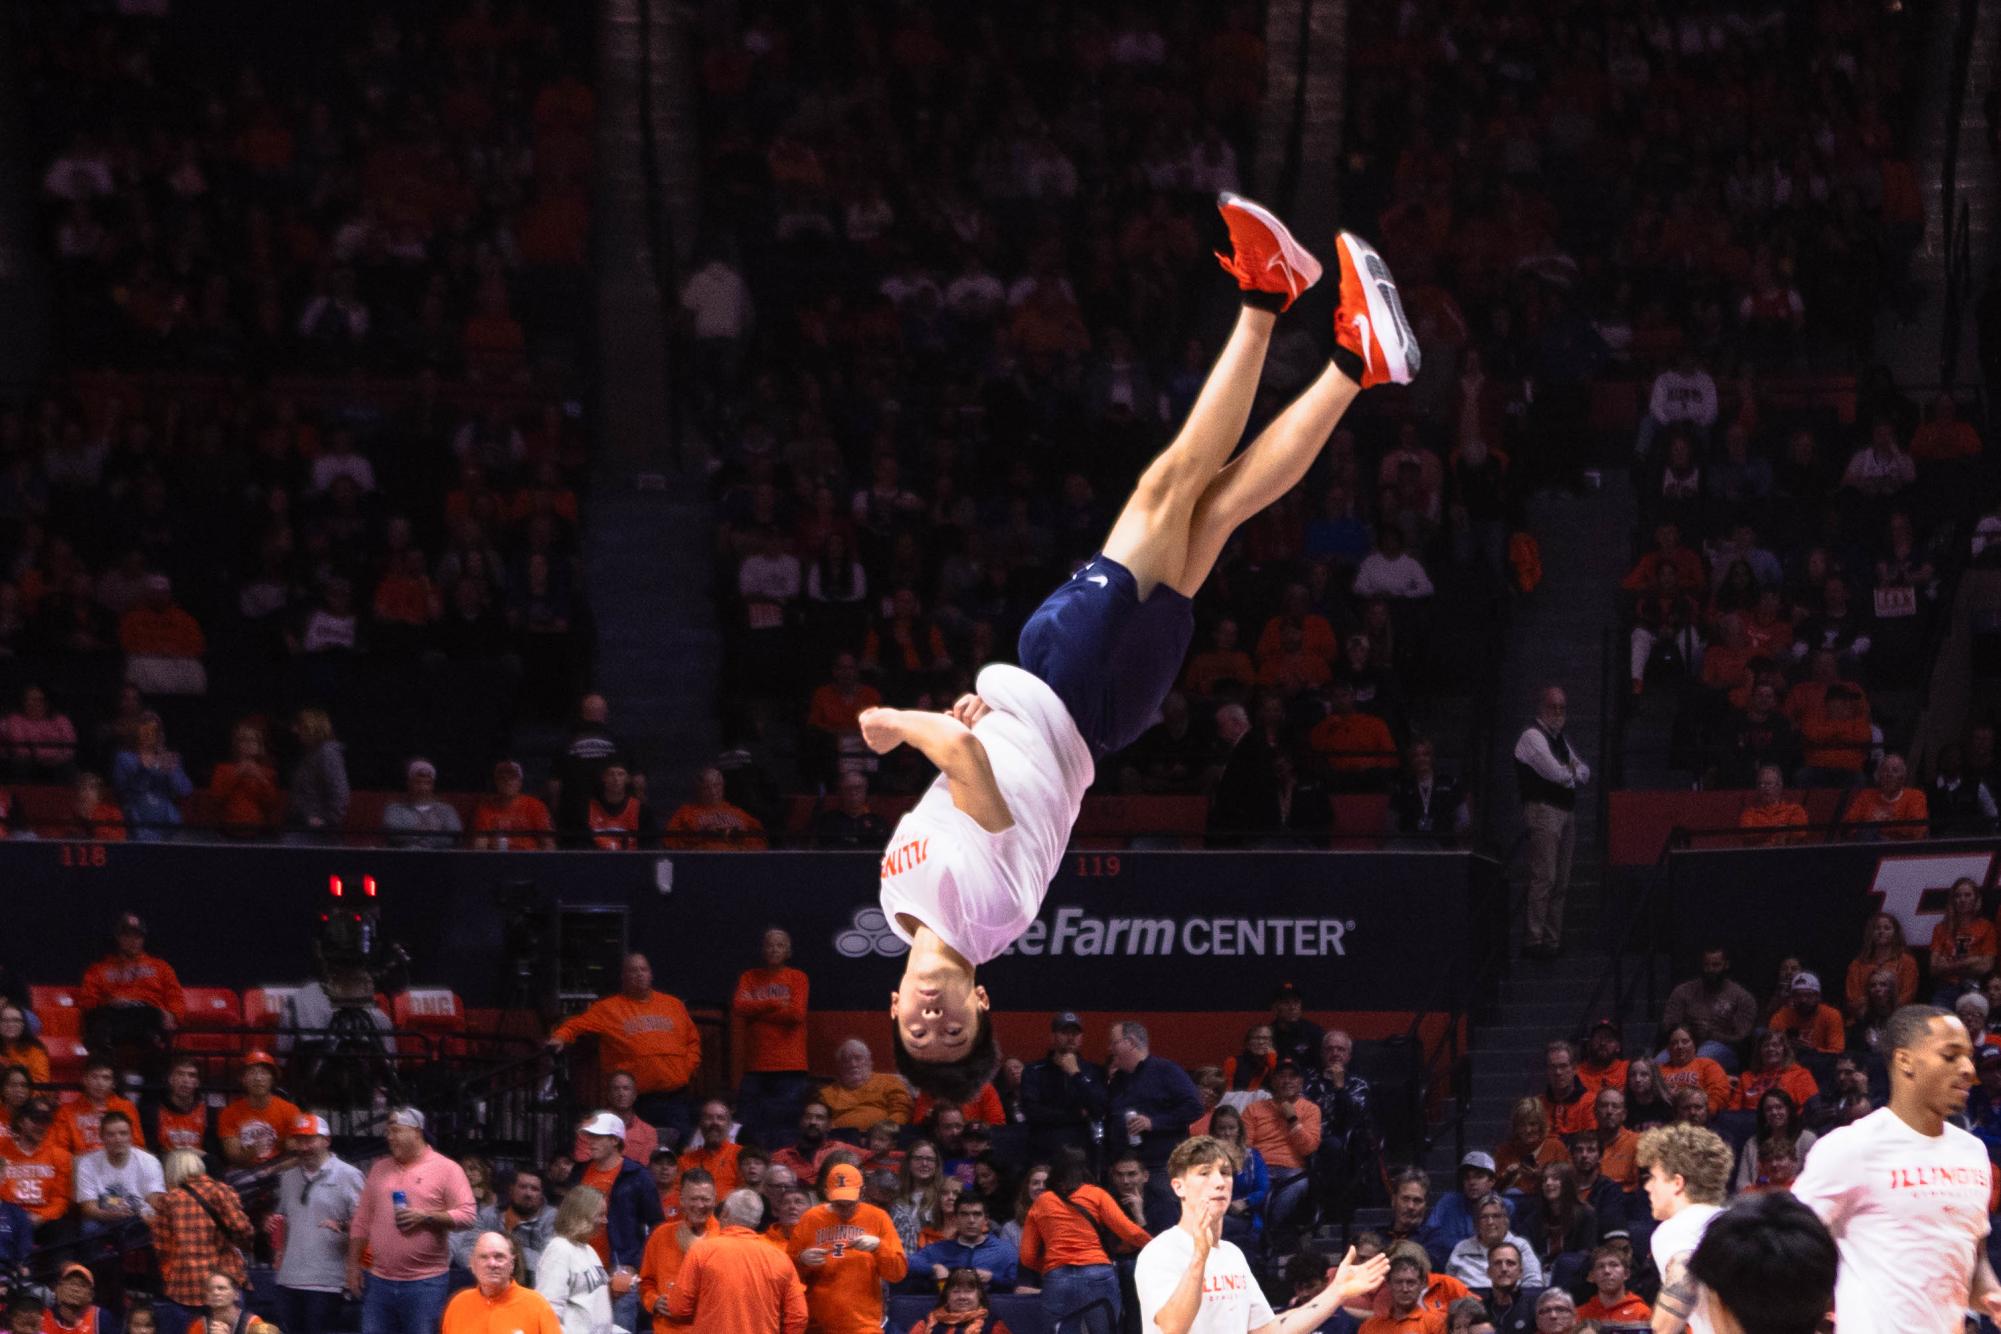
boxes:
[1514,687,1591,959]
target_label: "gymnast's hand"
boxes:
[949,694,992,728]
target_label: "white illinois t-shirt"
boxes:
[1649,1201,1722,1334]
[1791,1106,1992,1334]
[878,664,1094,964]
[1135,1226,1274,1334]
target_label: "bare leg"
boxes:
[1172,363,1362,596]
[1100,306,1276,598]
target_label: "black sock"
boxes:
[1240,289,1287,313]
[1330,343,1365,382]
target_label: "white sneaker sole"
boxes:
[1337,231,1420,384]
[1219,192,1323,297]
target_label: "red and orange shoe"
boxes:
[1332,231,1420,387]
[1215,192,1322,312]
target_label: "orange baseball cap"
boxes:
[825,1162,863,1202]
[291,1114,330,1137]
[244,1050,279,1070]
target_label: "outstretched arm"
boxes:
[860,707,1014,833]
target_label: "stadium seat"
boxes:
[30,987,82,1038]
[393,989,466,1035]
[241,987,299,1031]
[44,1034,88,1085]
[177,987,245,1054]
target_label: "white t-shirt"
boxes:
[1649,1201,1722,1334]
[1135,1227,1275,1334]
[1792,1107,1992,1334]
[73,1148,164,1218]
[879,665,1094,964]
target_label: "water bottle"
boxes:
[392,1190,408,1210]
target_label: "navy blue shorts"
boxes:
[1017,553,1196,759]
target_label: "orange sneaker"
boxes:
[1214,193,1322,312]
[1332,231,1420,387]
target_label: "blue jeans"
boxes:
[362,1272,448,1334]
[612,1290,639,1334]
[1043,1264,1121,1334]
[157,1301,205,1334]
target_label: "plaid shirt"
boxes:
[156,1175,250,1304]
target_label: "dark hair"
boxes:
[1885,1003,1953,1055]
[936,1267,989,1308]
[893,1010,1000,1104]
[82,1053,115,1075]
[680,1169,716,1192]
[1687,1194,1837,1334]
[1049,1147,1091,1199]
[99,1110,131,1132]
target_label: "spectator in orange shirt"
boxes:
[569,1072,660,1167]
[1182,618,1257,696]
[1620,521,1707,597]
[118,575,207,696]
[820,1040,914,1133]
[1575,1246,1650,1325]
[1782,648,1869,729]
[1259,623,1333,693]
[53,1054,145,1156]
[1844,913,1917,1018]
[549,954,701,1141]
[639,1169,720,1332]
[1796,685,1871,784]
[1538,1041,1596,1137]
[80,911,183,1055]
[1911,390,1983,461]
[209,722,283,838]
[1768,975,1844,1055]
[0,1098,70,1233]
[1735,1031,1820,1111]
[63,772,126,842]
[1738,764,1809,845]
[678,1100,742,1198]
[733,928,810,1148]
[661,768,767,851]
[1257,584,1340,664]
[1590,1088,1639,1191]
[664,1187,806,1332]
[218,1050,302,1167]
[472,760,555,850]
[1843,754,1927,838]
[1576,1022,1629,1097]
[1492,1098,1568,1194]
[911,1084,1007,1129]
[1309,679,1398,781]
[1658,1027,1733,1116]
[805,653,881,762]
[787,1162,908,1334]
[587,764,653,851]
[1359,1255,1445,1334]
[769,1102,843,1186]
[1930,876,1997,1002]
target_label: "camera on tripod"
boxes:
[315,874,410,1006]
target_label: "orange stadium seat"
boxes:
[241,986,298,1031]
[44,1035,88,1085]
[30,987,82,1038]
[393,989,466,1035]
[177,988,244,1054]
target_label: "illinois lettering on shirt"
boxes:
[1793,1106,1993,1334]
[881,838,928,879]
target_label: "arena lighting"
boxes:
[326,874,381,899]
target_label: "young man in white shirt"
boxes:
[867,195,1420,1100]
[1135,1135,1387,1334]
[1635,1122,1734,1334]
[74,1110,163,1238]
[1791,1004,2001,1333]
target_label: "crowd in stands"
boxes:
[0,1,598,829]
[685,1,1512,851]
[21,899,2001,1334]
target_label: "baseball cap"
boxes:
[826,1162,863,1202]
[1051,1011,1083,1032]
[244,1049,279,1071]
[1601,1228,1631,1241]
[494,758,524,778]
[1790,971,1823,994]
[1588,1016,1619,1036]
[1459,1150,1496,1174]
[387,1106,426,1131]
[962,1120,992,1138]
[650,1146,679,1163]
[291,1114,330,1137]
[1980,1045,2001,1066]
[58,1263,93,1286]
[116,911,146,935]
[580,1111,626,1140]
[1273,982,1304,1003]
[1272,1058,1303,1075]
[407,759,437,781]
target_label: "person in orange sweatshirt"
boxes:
[639,1170,719,1332]
[549,954,701,1143]
[0,1099,72,1229]
[788,1163,907,1334]
[1576,1246,1650,1325]
[52,1054,145,1156]
[1796,685,1871,784]
[207,723,284,837]
[80,911,183,1054]
[733,928,810,1148]
[1842,753,1928,839]
[677,1100,742,1198]
[1737,764,1809,846]
[666,1188,807,1333]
